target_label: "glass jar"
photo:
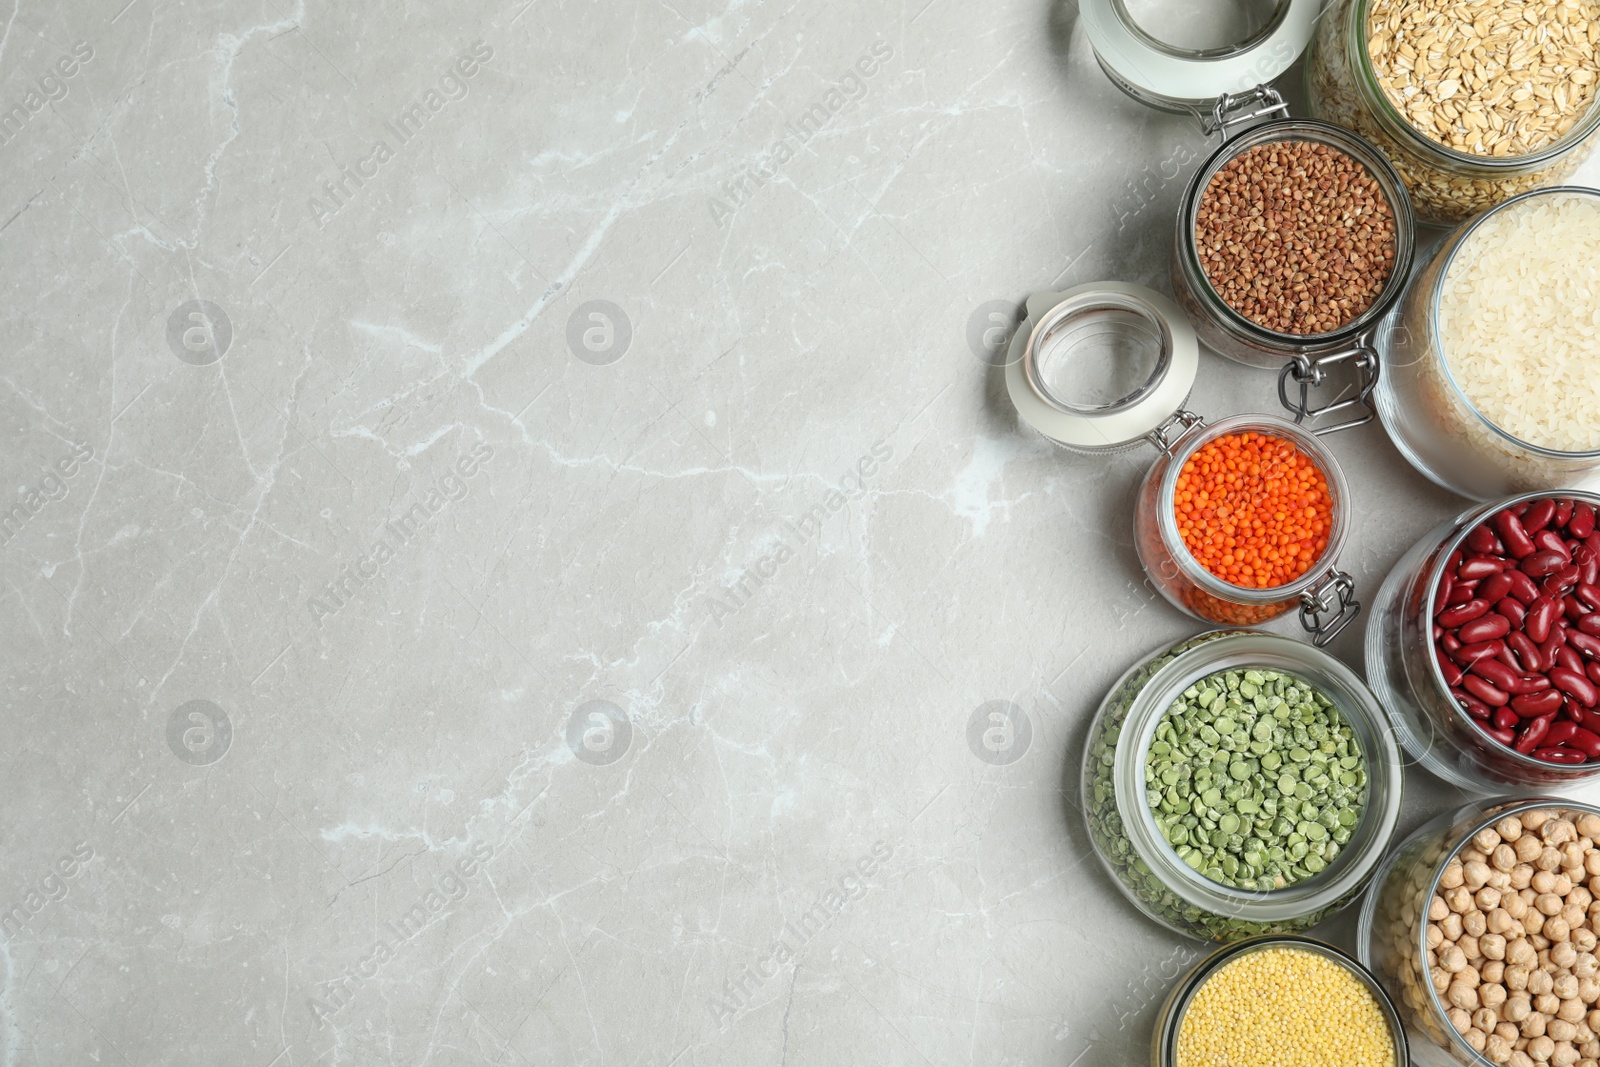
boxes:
[1374,188,1600,501]
[1153,935,1408,1067]
[1366,491,1600,794]
[1005,283,1362,644]
[1359,798,1600,1067]
[1170,119,1417,398]
[1082,0,1419,430]
[1307,0,1600,227]
[1082,630,1404,942]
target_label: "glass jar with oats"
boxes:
[1307,0,1600,226]
[1375,188,1600,500]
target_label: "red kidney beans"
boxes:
[1458,613,1512,644]
[1546,721,1580,747]
[1571,727,1600,758]
[1505,570,1541,604]
[1508,631,1544,672]
[1454,689,1492,720]
[1463,674,1511,706]
[1515,714,1554,754]
[1469,657,1519,690]
[1523,499,1557,532]
[1533,529,1571,559]
[1552,667,1600,707]
[1526,596,1562,643]
[1439,599,1490,627]
[1434,498,1600,767]
[1467,525,1503,554]
[1523,550,1569,579]
[1480,572,1516,604]
[1511,690,1564,717]
[1496,510,1537,558]
[1545,567,1582,596]
[1461,556,1511,580]
[1450,641,1494,667]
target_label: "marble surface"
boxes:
[3,1,1600,1064]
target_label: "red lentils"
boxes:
[1175,431,1334,589]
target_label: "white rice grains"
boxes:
[1437,191,1600,454]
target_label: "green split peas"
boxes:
[1144,667,1367,892]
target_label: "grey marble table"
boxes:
[3,1,1599,1064]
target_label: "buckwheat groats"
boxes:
[1195,141,1397,336]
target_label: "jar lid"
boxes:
[1081,0,1320,107]
[1004,283,1198,452]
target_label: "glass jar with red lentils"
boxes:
[1004,283,1360,645]
[1367,492,1600,792]
[1079,0,1418,433]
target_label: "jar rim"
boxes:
[1154,412,1353,606]
[1177,118,1417,351]
[1110,0,1291,62]
[1348,0,1600,173]
[1421,490,1600,777]
[1114,630,1404,924]
[1154,934,1409,1067]
[1422,187,1600,462]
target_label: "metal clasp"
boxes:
[1197,87,1289,138]
[1277,343,1379,435]
[1299,569,1360,647]
[1144,410,1204,455]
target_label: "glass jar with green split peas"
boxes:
[1081,629,1404,942]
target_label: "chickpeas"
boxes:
[1391,811,1600,1067]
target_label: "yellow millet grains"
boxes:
[1176,947,1396,1067]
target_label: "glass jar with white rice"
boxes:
[1374,187,1600,500]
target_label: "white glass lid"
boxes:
[1081,0,1319,104]
[1004,283,1199,451]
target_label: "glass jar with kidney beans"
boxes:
[1366,491,1600,792]
[1004,283,1361,646]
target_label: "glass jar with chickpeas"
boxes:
[1360,798,1600,1067]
